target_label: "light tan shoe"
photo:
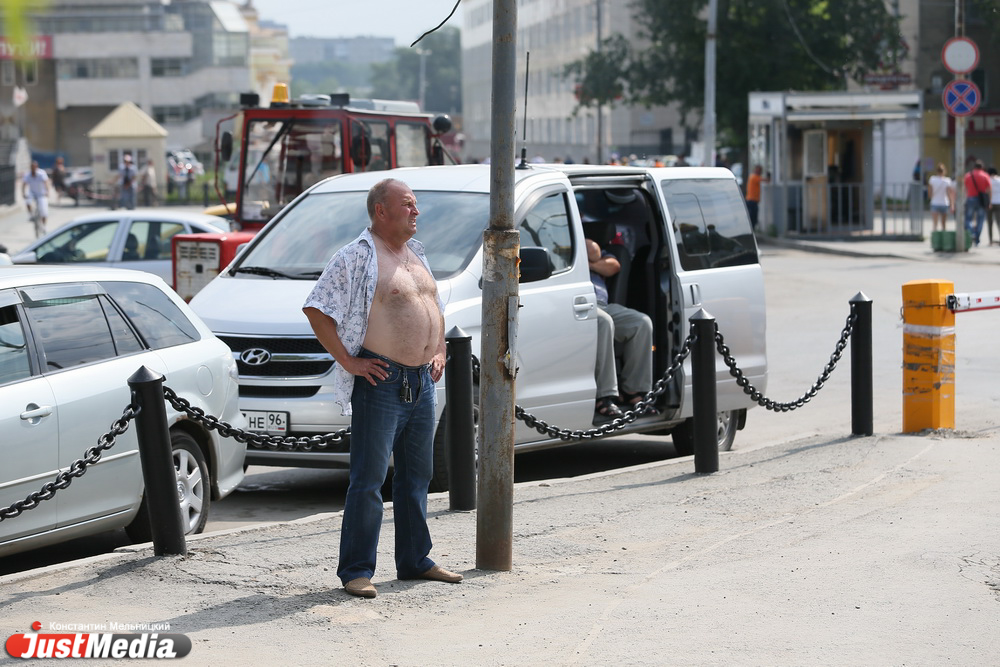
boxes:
[344,577,376,598]
[416,565,463,583]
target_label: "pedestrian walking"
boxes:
[927,163,955,232]
[302,177,462,599]
[986,166,1000,245]
[139,159,158,207]
[21,160,50,238]
[51,157,67,205]
[963,159,991,246]
[118,154,138,210]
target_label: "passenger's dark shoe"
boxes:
[621,391,661,417]
[344,577,377,598]
[594,396,624,425]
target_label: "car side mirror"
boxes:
[519,246,553,283]
[220,131,233,163]
[13,251,37,264]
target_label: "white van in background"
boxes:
[190,164,767,490]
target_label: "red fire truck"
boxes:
[172,84,455,300]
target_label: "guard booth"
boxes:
[748,91,923,239]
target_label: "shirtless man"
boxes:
[303,178,462,599]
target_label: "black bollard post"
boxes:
[445,326,476,510]
[690,309,719,474]
[127,366,187,556]
[202,181,210,208]
[850,292,874,436]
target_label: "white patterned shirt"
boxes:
[303,227,440,416]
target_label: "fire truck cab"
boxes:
[172,85,455,300]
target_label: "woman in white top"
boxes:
[927,163,954,232]
[986,166,1000,245]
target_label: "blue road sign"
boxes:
[943,80,981,117]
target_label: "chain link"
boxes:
[162,387,350,452]
[0,404,138,523]
[514,330,695,441]
[717,304,857,412]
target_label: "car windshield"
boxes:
[235,190,491,280]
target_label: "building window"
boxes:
[1,61,14,86]
[153,105,197,123]
[21,60,38,85]
[57,58,138,80]
[151,58,187,77]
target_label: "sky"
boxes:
[248,0,464,47]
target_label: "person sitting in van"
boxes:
[587,237,657,424]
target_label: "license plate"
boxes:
[243,410,288,434]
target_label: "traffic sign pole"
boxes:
[941,35,980,254]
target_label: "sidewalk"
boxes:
[2,431,998,665]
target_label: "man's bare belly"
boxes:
[362,251,442,366]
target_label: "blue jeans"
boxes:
[338,349,437,584]
[965,196,986,244]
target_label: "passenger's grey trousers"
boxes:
[594,302,653,400]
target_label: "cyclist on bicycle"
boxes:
[22,160,50,239]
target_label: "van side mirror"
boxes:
[220,131,233,163]
[519,246,553,283]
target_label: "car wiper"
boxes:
[231,266,298,279]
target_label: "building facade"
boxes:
[0,0,258,169]
[461,0,685,165]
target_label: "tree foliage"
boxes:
[370,27,462,114]
[566,0,911,152]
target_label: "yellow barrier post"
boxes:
[901,280,955,432]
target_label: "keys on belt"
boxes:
[400,374,413,403]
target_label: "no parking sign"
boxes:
[942,79,981,118]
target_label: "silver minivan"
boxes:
[191,164,767,489]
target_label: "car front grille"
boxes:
[218,335,333,378]
[239,385,320,398]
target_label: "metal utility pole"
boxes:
[595,0,604,165]
[417,49,431,111]
[477,0,519,572]
[954,0,966,253]
[703,0,718,166]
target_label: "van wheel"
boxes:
[429,389,480,493]
[125,431,211,543]
[671,410,738,457]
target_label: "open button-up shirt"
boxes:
[303,227,440,416]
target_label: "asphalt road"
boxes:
[4,204,1000,576]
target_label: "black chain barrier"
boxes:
[0,306,860,526]
[0,404,138,523]
[161,387,350,452]
[514,329,695,441]
[719,303,857,412]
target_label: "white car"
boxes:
[0,265,246,558]
[10,210,229,284]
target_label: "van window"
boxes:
[518,192,574,272]
[662,179,758,271]
[239,190,491,280]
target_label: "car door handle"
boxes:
[689,283,702,306]
[20,404,53,422]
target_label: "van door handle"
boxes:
[573,295,595,317]
[689,283,702,306]
[21,404,53,424]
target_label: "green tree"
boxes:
[370,27,461,114]
[565,0,910,153]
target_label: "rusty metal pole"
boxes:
[476,0,519,572]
